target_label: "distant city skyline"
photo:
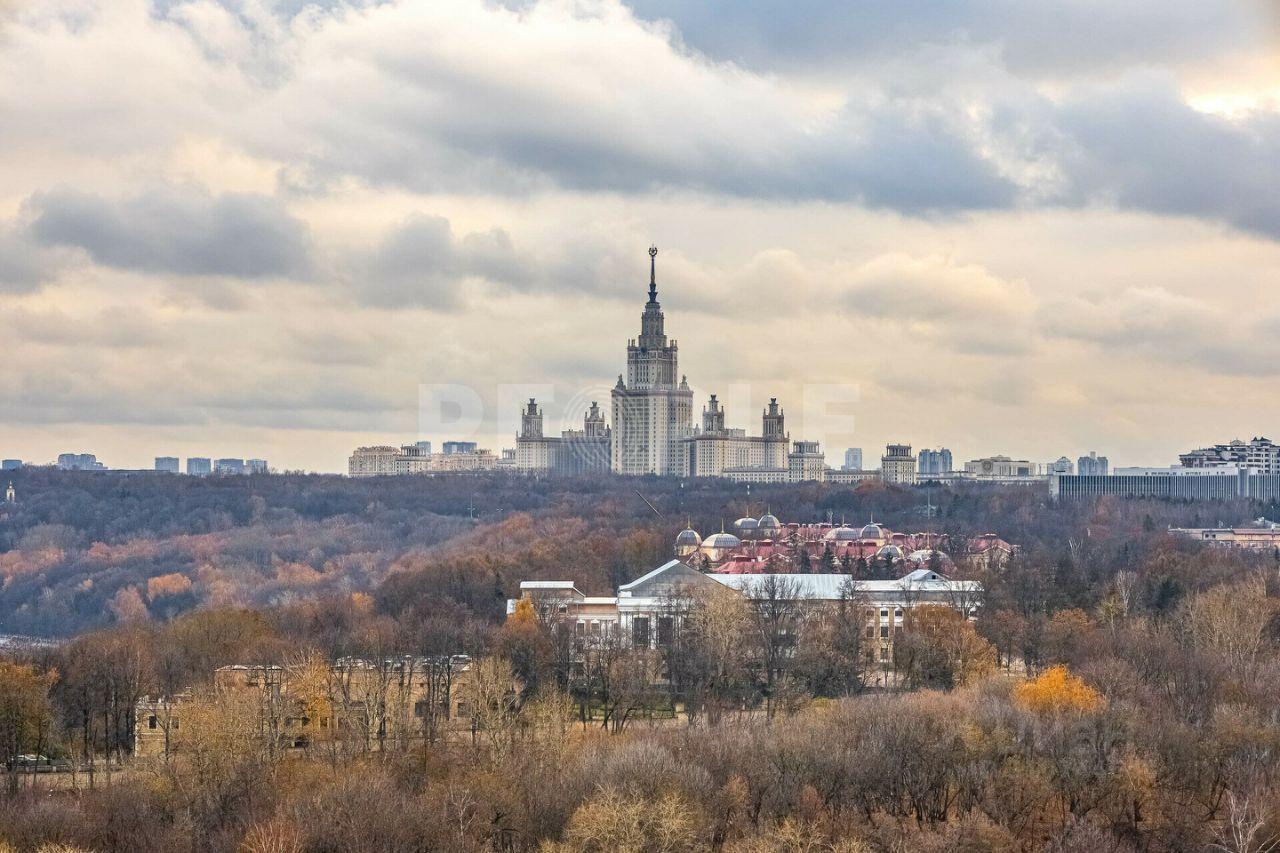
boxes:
[6,425,1277,477]
[5,3,1280,472]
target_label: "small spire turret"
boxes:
[648,245,658,302]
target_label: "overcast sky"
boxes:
[3,0,1280,472]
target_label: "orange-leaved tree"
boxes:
[1014,665,1104,715]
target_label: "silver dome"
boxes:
[702,532,742,549]
[675,528,703,547]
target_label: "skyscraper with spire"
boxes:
[611,247,693,475]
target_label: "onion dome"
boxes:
[757,512,781,531]
[860,523,886,540]
[734,517,759,531]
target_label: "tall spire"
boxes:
[648,245,658,302]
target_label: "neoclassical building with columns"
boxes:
[509,557,982,668]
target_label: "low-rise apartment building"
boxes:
[136,656,478,758]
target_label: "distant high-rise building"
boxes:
[348,447,399,477]
[918,448,953,476]
[788,440,826,482]
[1,460,21,471]
[881,444,917,485]
[155,456,180,473]
[1179,437,1279,474]
[842,448,863,471]
[215,458,245,475]
[965,456,1036,477]
[57,453,104,471]
[1077,451,1109,476]
[414,441,432,454]
[246,459,268,474]
[442,441,478,455]
[1046,456,1074,475]
[611,247,693,476]
[186,457,212,476]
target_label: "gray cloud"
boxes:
[9,306,177,350]
[349,214,527,307]
[27,185,313,278]
[293,93,1016,215]
[349,214,668,308]
[243,2,1279,234]
[622,0,1261,78]
[0,224,61,293]
[16,3,1275,237]
[249,2,1018,216]
[1051,76,1280,239]
[1039,286,1280,377]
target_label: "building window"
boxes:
[171,718,179,730]
[880,648,889,662]
[880,626,889,638]
[147,715,158,729]
[880,608,889,619]
[894,608,902,618]
[657,616,674,646]
[633,616,651,646]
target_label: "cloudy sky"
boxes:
[3,0,1280,472]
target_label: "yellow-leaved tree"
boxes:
[510,596,538,625]
[1014,665,1104,715]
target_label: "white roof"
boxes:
[519,580,579,591]
[618,559,686,593]
[707,572,981,600]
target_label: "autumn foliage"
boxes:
[1015,665,1105,715]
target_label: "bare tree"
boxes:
[1211,790,1280,853]
[746,575,805,718]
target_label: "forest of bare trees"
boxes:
[3,471,1280,850]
